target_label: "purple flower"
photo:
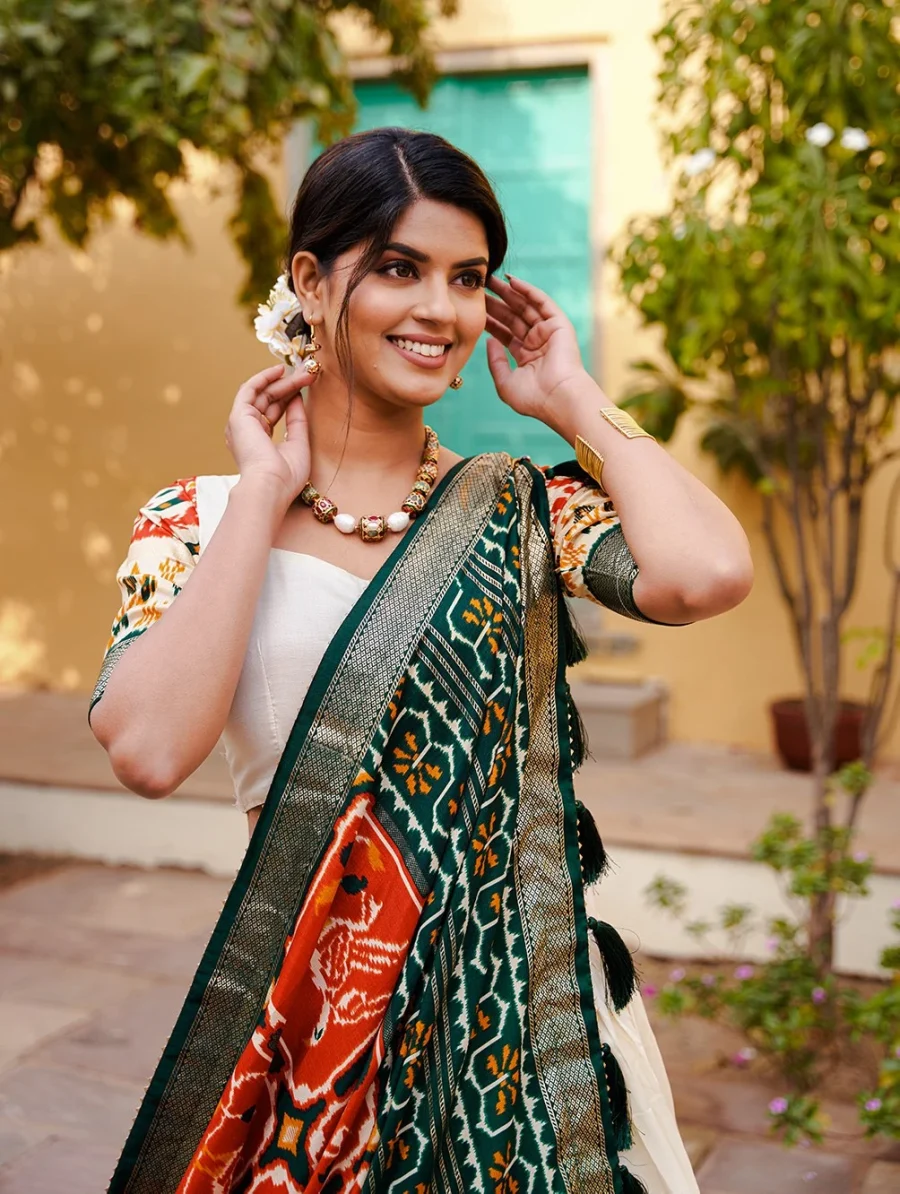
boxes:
[766,937,779,953]
[854,850,870,864]
[641,984,658,999]
[891,899,900,912]
[811,986,827,1005]
[865,1098,882,1112]
[734,964,755,981]
[769,1097,789,1115]
[702,974,716,987]
[670,967,686,983]
[894,1045,900,1059]
[732,1046,757,1068]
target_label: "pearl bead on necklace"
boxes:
[299,427,441,543]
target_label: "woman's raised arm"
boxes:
[90,362,316,798]
[486,273,753,624]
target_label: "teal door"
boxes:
[348,68,592,465]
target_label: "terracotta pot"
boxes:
[769,698,867,772]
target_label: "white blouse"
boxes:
[196,475,368,814]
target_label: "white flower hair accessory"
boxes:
[254,273,310,368]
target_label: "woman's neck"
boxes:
[303,380,430,487]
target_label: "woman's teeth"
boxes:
[392,338,448,358]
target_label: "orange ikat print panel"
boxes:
[176,780,424,1194]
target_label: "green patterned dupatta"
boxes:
[107,453,642,1194]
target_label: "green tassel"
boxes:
[601,1043,633,1151]
[617,1165,649,1194]
[567,689,590,770]
[576,800,608,884]
[588,916,638,1012]
[561,597,589,667]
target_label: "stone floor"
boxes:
[0,861,897,1193]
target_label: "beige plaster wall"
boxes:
[1,0,896,756]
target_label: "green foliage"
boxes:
[844,626,900,672]
[0,0,456,305]
[645,797,900,1143]
[751,797,873,898]
[619,360,689,442]
[766,1094,825,1147]
[644,873,689,915]
[612,0,900,485]
[618,9,900,981]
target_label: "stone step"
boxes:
[569,677,668,759]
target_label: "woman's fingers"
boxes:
[244,365,314,433]
[486,335,514,392]
[487,275,543,326]
[485,293,530,343]
[501,272,561,320]
[485,313,514,348]
[239,363,288,398]
[486,315,530,361]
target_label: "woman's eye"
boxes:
[382,260,417,279]
[457,271,486,290]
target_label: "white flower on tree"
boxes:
[683,147,717,177]
[805,122,836,147]
[840,127,870,151]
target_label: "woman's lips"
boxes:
[387,339,451,370]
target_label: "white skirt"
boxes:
[584,885,700,1194]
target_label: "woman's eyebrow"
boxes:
[383,242,489,269]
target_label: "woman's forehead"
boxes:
[388,199,489,254]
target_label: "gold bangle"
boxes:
[575,410,654,494]
[598,406,655,441]
[575,435,609,496]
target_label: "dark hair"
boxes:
[284,127,508,381]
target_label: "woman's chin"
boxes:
[385,373,454,407]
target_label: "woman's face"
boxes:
[295,198,491,410]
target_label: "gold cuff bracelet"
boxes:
[575,409,654,495]
[598,406,655,441]
[575,435,608,495]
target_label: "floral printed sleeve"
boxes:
[541,463,659,623]
[89,478,200,720]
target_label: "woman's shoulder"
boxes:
[131,473,239,559]
[136,474,239,523]
[133,477,199,545]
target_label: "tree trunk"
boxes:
[807,759,837,973]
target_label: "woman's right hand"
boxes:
[224,361,318,509]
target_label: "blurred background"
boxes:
[1,2,899,1191]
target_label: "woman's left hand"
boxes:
[485,273,589,425]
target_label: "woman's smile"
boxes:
[386,334,453,369]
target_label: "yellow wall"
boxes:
[1,0,896,755]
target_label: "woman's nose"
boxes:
[411,278,456,324]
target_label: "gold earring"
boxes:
[299,329,321,359]
[450,375,464,390]
[298,320,322,375]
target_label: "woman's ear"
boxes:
[290,251,325,319]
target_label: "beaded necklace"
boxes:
[299,427,440,543]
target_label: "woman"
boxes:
[90,128,752,1194]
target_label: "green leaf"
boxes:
[173,53,216,97]
[699,423,765,484]
[88,39,120,68]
